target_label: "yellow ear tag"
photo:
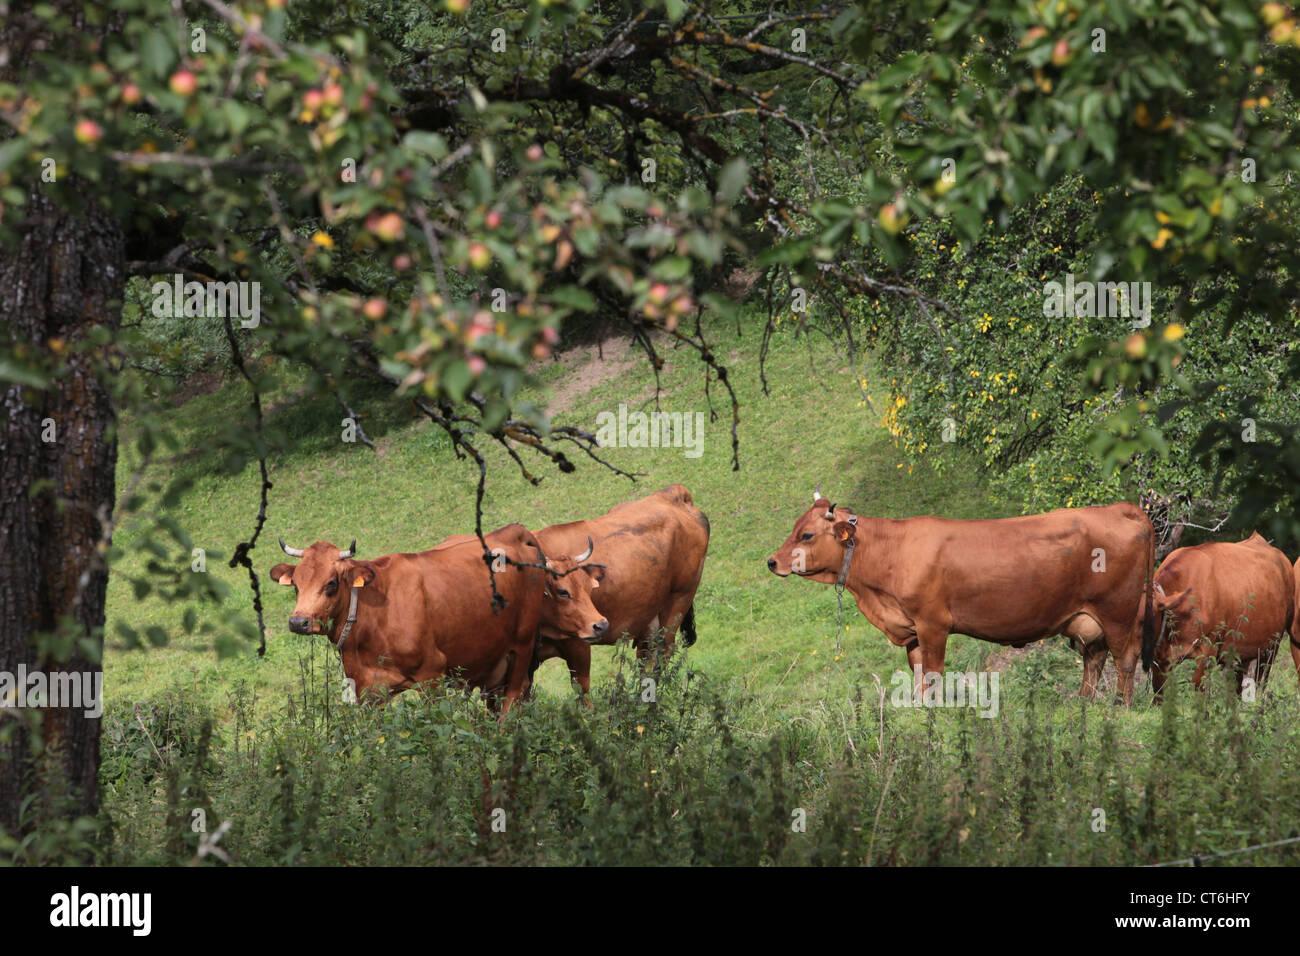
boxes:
[352,577,365,588]
[278,574,293,585]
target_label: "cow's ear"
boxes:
[832,520,857,543]
[348,563,376,588]
[1162,587,1191,613]
[588,565,606,583]
[270,563,296,586]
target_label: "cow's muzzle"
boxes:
[288,616,317,635]
[767,556,789,577]
[582,618,611,643]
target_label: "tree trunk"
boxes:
[0,185,124,839]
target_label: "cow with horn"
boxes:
[767,484,1155,704]
[269,523,605,712]
[530,484,711,700]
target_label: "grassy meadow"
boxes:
[95,317,1300,866]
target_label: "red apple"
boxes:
[1020,26,1047,47]
[367,212,404,242]
[73,120,102,144]
[169,70,197,96]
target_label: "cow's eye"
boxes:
[800,533,814,541]
[557,588,570,599]
[324,579,338,595]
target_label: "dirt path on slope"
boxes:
[543,336,640,417]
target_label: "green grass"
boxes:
[92,313,1300,867]
[105,321,1025,716]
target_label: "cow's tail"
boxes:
[681,603,698,647]
[1140,533,1156,672]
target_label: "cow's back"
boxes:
[383,525,544,687]
[538,484,709,643]
[1155,534,1292,652]
[887,502,1151,642]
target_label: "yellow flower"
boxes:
[1151,228,1173,249]
[311,231,334,248]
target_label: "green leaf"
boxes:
[140,30,176,80]
[650,256,692,280]
[550,286,596,311]
[0,358,49,389]
[442,360,472,402]
[716,158,748,203]
[403,132,448,159]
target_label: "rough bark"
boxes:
[0,184,124,837]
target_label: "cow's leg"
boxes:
[1095,611,1141,704]
[1109,637,1140,706]
[1067,612,1115,700]
[556,638,593,705]
[1190,653,1209,691]
[1231,658,1247,699]
[916,628,949,690]
[500,649,533,716]
[655,592,697,660]
[1254,639,1278,693]
[1079,639,1109,700]
[636,614,667,668]
[356,668,408,705]
[524,638,559,702]
[1290,636,1300,686]
[905,640,923,702]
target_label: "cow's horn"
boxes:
[825,503,837,520]
[279,537,304,558]
[575,535,594,563]
[338,539,356,559]
[812,481,822,504]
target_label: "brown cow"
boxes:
[1151,533,1296,698]
[430,532,611,652]
[1293,556,1300,683]
[530,484,710,698]
[269,525,605,712]
[767,487,1155,703]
